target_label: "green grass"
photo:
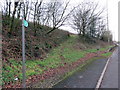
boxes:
[85,49,98,53]
[2,36,113,85]
[101,52,112,57]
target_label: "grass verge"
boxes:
[101,52,112,57]
[2,36,113,86]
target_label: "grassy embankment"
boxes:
[2,35,113,86]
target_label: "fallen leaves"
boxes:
[4,50,107,88]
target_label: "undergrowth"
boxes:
[2,35,113,86]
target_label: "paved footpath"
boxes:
[100,47,119,88]
[53,58,108,88]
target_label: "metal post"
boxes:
[22,3,26,88]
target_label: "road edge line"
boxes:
[95,48,117,90]
[95,57,110,89]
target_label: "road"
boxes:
[53,58,108,88]
[53,47,119,88]
[100,47,119,88]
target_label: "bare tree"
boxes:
[2,0,12,16]
[31,0,44,36]
[9,1,19,34]
[5,0,9,16]
[71,1,105,37]
[95,19,106,39]
[45,0,74,35]
[101,30,112,42]
[8,0,12,17]
[24,0,30,20]
[16,2,22,19]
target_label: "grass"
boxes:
[101,52,112,57]
[2,35,113,86]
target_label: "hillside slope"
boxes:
[2,15,113,88]
[2,34,113,88]
[2,16,70,61]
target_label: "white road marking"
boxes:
[95,48,117,90]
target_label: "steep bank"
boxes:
[3,34,113,88]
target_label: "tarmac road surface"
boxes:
[100,46,119,88]
[53,58,108,88]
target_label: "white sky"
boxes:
[108,0,119,41]
[0,0,119,41]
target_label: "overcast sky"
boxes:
[0,0,119,41]
[107,0,119,41]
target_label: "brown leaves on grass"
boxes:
[4,50,106,88]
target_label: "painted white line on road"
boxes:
[95,57,111,90]
[95,48,117,90]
